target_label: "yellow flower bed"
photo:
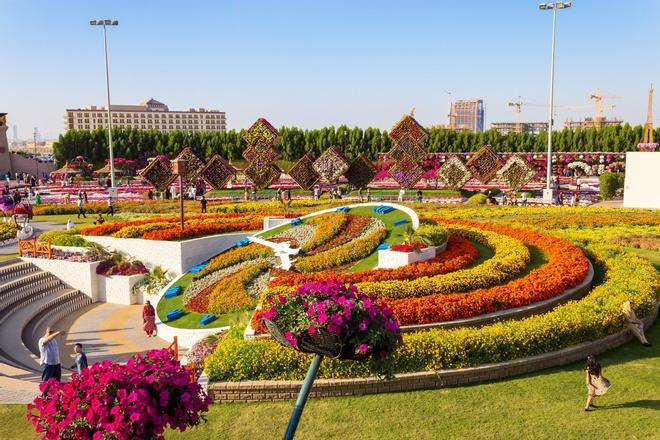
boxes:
[300,212,349,253]
[208,261,273,315]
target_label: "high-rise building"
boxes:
[64,98,226,132]
[448,99,484,132]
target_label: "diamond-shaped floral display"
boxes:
[313,146,351,182]
[389,114,429,146]
[344,154,376,188]
[466,145,504,184]
[174,147,205,182]
[288,154,319,189]
[140,156,177,191]
[241,118,282,148]
[438,156,472,190]
[244,162,281,189]
[497,155,536,191]
[242,144,281,164]
[388,155,425,189]
[395,134,427,160]
[201,155,235,189]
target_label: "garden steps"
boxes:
[0,261,38,282]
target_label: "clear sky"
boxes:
[2,0,659,139]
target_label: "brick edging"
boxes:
[208,301,659,403]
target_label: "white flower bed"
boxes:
[271,224,316,247]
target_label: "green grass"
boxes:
[32,214,113,227]
[346,205,412,272]
[625,247,660,272]
[7,320,659,439]
[0,253,18,262]
[155,273,250,329]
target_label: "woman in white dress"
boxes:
[584,354,611,411]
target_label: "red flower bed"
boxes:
[141,219,263,241]
[387,220,590,325]
[96,260,148,277]
[269,236,477,287]
[390,242,427,252]
[186,284,215,314]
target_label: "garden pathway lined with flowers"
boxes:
[0,303,168,404]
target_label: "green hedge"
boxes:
[38,229,93,247]
[599,172,625,200]
[205,244,659,380]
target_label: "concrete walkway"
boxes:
[0,219,68,256]
[0,303,172,404]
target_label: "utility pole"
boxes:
[33,127,39,179]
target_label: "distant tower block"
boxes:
[0,113,13,174]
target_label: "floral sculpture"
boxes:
[201,154,236,189]
[437,156,472,190]
[174,147,206,182]
[27,349,211,439]
[262,280,401,363]
[312,146,351,182]
[466,145,504,184]
[344,154,377,188]
[497,155,536,191]
[386,114,429,188]
[139,156,177,190]
[288,154,320,189]
[241,118,282,188]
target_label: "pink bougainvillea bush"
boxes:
[27,349,212,440]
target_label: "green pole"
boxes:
[283,354,323,440]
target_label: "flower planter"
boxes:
[263,216,290,230]
[99,273,147,305]
[264,319,368,361]
[377,243,446,269]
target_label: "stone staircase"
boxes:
[0,259,92,372]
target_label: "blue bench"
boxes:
[164,285,182,299]
[166,309,184,321]
[235,239,250,248]
[393,219,408,226]
[335,206,350,212]
[200,314,217,326]
[376,243,391,251]
[373,205,394,215]
[290,218,303,226]
[189,261,209,274]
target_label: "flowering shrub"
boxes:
[300,212,349,253]
[141,219,262,241]
[194,243,274,280]
[27,349,211,439]
[292,227,388,273]
[207,261,273,314]
[261,280,401,374]
[186,334,223,378]
[0,223,18,241]
[37,229,94,248]
[390,242,427,252]
[96,259,148,277]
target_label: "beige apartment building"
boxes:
[64,98,226,132]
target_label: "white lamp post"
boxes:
[89,19,119,190]
[539,2,571,202]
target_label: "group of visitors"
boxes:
[38,327,88,383]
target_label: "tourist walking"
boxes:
[397,188,405,202]
[584,354,611,411]
[366,188,371,202]
[107,196,114,216]
[357,187,363,202]
[39,327,64,382]
[77,197,86,218]
[200,195,207,213]
[34,191,41,206]
[521,192,528,206]
[142,301,158,337]
[69,343,88,374]
[416,189,423,203]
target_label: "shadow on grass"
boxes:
[600,400,660,410]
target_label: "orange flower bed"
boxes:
[387,220,589,325]
[268,235,478,287]
[80,213,259,236]
[141,219,262,241]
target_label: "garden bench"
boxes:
[376,243,391,250]
[235,239,250,247]
[164,285,182,299]
[200,314,217,325]
[373,205,394,215]
[166,309,184,321]
[335,206,350,212]
[290,218,303,226]
[393,219,408,226]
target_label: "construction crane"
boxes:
[642,84,656,145]
[507,97,547,133]
[589,88,621,127]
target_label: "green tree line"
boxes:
[53,123,656,166]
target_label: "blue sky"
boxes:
[2,0,659,139]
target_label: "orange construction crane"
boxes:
[590,88,621,127]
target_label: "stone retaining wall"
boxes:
[208,302,658,403]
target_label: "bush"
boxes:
[37,229,94,247]
[466,193,488,205]
[599,172,625,200]
[0,223,18,241]
[415,224,448,246]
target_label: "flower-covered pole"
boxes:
[284,353,323,440]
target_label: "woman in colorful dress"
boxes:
[584,354,610,411]
[142,300,158,338]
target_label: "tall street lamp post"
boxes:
[539,2,571,202]
[89,19,119,191]
[172,158,187,231]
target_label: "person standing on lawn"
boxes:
[584,354,611,411]
[39,327,65,382]
[107,195,114,216]
[200,195,207,213]
[77,196,86,218]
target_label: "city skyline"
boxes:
[2,0,659,139]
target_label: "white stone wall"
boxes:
[623,152,660,209]
[84,232,253,276]
[98,273,146,305]
[21,257,101,301]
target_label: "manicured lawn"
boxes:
[32,213,112,227]
[156,273,250,329]
[7,321,659,439]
